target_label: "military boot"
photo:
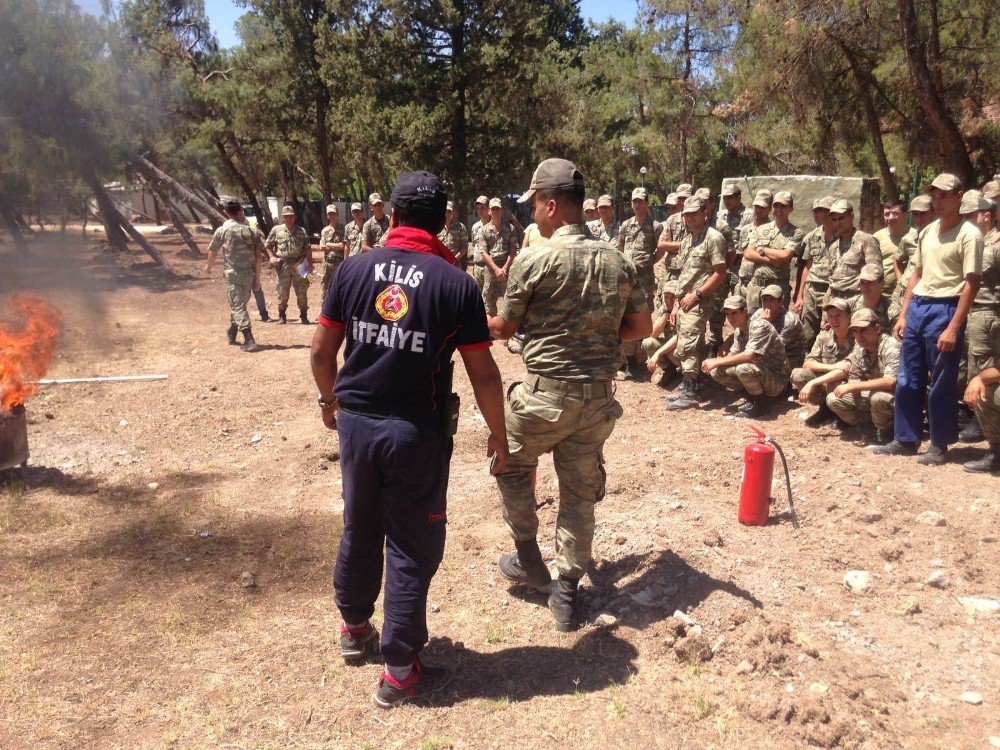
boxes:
[804,403,835,427]
[667,377,701,410]
[277,308,287,325]
[959,419,984,443]
[227,324,239,345]
[548,575,579,632]
[498,539,551,590]
[300,309,311,325]
[737,395,768,418]
[963,443,1000,474]
[240,328,261,353]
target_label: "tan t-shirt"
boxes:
[913,219,984,298]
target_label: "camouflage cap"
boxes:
[752,190,773,208]
[325,203,338,214]
[631,187,649,201]
[675,186,693,199]
[823,297,851,314]
[446,201,454,211]
[959,190,993,214]
[583,198,597,210]
[665,192,679,206]
[908,195,932,213]
[772,191,793,206]
[829,199,853,214]
[489,197,502,209]
[662,280,679,296]
[597,194,614,207]
[682,196,706,214]
[368,192,383,205]
[723,295,748,311]
[281,205,295,217]
[812,196,835,211]
[859,263,884,281]
[849,308,880,329]
[475,195,489,205]
[927,172,962,192]
[983,180,1000,201]
[350,202,363,212]
[517,158,584,204]
[760,284,784,300]
[694,187,711,201]
[721,183,741,197]
[676,183,694,194]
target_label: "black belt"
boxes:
[525,373,613,400]
[340,401,439,424]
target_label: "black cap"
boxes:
[390,171,448,218]
[224,200,242,214]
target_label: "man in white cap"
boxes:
[319,204,347,298]
[618,186,665,378]
[265,204,312,324]
[741,190,804,312]
[361,192,390,251]
[436,200,469,268]
[876,173,984,464]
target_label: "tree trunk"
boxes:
[0,183,31,254]
[836,40,899,201]
[142,176,203,255]
[896,0,975,183]
[215,141,270,234]
[119,215,171,268]
[225,133,274,232]
[128,153,225,228]
[315,91,333,202]
[83,169,130,252]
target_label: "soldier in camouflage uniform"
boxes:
[583,197,599,226]
[850,263,892,329]
[741,191,805,312]
[344,202,365,259]
[734,190,773,297]
[888,195,935,323]
[205,200,265,352]
[703,295,789,418]
[319,204,347,299]
[959,191,999,443]
[361,193,390,251]
[963,319,1000,473]
[590,194,619,243]
[265,205,312,325]
[719,183,748,293]
[792,298,854,426]
[640,280,680,384]
[490,158,650,632]
[825,199,882,304]
[794,196,837,345]
[660,186,693,282]
[617,186,665,378]
[816,309,901,445]
[695,187,734,356]
[437,200,469,267]
[666,196,729,410]
[756,284,805,369]
[473,197,517,316]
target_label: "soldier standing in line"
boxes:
[437,201,469,267]
[470,195,490,288]
[618,186,665,378]
[889,195,936,323]
[591,195,620,243]
[794,196,838,344]
[319,204,347,299]
[741,191,805,311]
[344,202,365,259]
[488,158,650,631]
[825,199,882,305]
[361,193,390,251]
[734,190,773,297]
[204,200,265,352]
[265,205,312,325]
[873,199,917,304]
[660,185,693,282]
[697,187,734,357]
[665,195,728,410]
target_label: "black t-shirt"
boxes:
[319,246,491,416]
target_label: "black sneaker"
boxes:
[340,622,379,665]
[374,657,452,708]
[277,313,287,325]
[804,405,835,427]
[916,444,948,466]
[964,445,1000,474]
[959,420,984,443]
[873,439,918,456]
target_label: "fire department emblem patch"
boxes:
[374,284,409,322]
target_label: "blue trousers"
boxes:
[894,295,964,446]
[334,409,452,666]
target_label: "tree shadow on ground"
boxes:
[423,630,638,706]
[21,466,225,508]
[255,343,311,351]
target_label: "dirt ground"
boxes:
[1,230,997,750]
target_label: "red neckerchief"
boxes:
[383,226,455,263]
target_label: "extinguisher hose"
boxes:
[766,437,799,529]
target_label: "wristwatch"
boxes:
[695,289,704,301]
[317,394,338,411]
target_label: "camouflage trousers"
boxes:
[496,375,622,580]
[745,277,790,313]
[276,261,309,313]
[320,259,343,301]
[826,389,895,430]
[966,309,1000,379]
[638,333,678,368]
[675,303,710,376]
[707,295,725,350]
[972,381,1000,443]
[472,264,505,317]
[790,367,831,405]
[801,282,828,346]
[224,268,254,330]
[711,362,787,397]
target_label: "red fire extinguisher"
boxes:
[739,426,798,528]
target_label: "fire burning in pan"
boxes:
[0,294,63,412]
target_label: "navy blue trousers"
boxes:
[894,295,964,446]
[334,409,451,666]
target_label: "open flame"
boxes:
[0,295,63,411]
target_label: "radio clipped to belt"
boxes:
[441,360,460,437]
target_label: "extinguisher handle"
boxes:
[747,425,767,441]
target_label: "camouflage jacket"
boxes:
[477,222,517,266]
[844,334,900,382]
[802,226,838,285]
[828,229,882,295]
[751,307,803,371]
[589,219,620,244]
[319,224,346,270]
[344,221,365,258]
[676,225,727,295]
[618,215,664,288]
[804,328,853,366]
[208,218,264,272]
[437,221,469,264]
[501,224,647,382]
[849,295,892,330]
[737,221,769,280]
[362,214,390,250]
[731,317,788,375]
[746,220,805,284]
[265,223,309,263]
[974,228,1000,309]
[663,212,688,275]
